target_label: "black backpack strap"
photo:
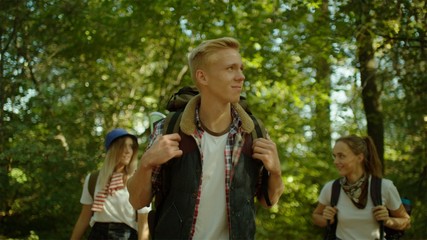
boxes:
[331,179,341,207]
[370,176,384,240]
[156,110,182,202]
[163,110,182,135]
[330,179,341,226]
[325,179,341,240]
[249,115,272,207]
[88,171,99,200]
[261,168,272,207]
[149,111,181,237]
[370,175,382,205]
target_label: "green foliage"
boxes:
[1,0,425,239]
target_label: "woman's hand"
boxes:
[323,206,338,223]
[372,205,390,222]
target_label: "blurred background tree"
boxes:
[1,0,425,239]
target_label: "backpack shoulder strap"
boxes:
[331,179,341,207]
[370,175,384,239]
[370,175,382,206]
[325,179,341,239]
[248,114,272,206]
[162,110,183,135]
[149,111,182,236]
[88,171,99,200]
[249,115,267,140]
[261,169,272,207]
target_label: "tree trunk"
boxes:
[354,1,385,172]
[314,0,332,156]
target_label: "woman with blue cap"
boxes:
[71,128,151,240]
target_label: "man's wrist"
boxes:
[139,159,155,172]
[269,170,282,178]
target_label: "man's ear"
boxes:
[195,69,208,86]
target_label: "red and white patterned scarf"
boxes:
[91,172,125,212]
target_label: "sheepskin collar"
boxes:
[179,95,255,135]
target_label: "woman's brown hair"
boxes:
[336,135,383,178]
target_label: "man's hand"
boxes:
[252,138,281,176]
[142,133,183,169]
[128,133,183,210]
[252,138,284,207]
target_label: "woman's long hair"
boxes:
[336,135,383,178]
[97,136,138,190]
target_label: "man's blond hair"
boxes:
[188,37,240,81]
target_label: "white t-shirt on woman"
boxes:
[80,174,151,230]
[318,175,402,240]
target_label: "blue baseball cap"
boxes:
[105,128,137,151]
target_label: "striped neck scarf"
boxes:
[91,172,125,212]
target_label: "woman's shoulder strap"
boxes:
[370,175,382,206]
[88,171,100,200]
[331,178,341,207]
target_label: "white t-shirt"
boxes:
[193,132,229,240]
[318,176,402,240]
[80,174,151,230]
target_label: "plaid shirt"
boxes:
[149,106,254,239]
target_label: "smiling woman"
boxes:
[312,135,411,240]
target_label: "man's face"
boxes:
[201,48,245,103]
